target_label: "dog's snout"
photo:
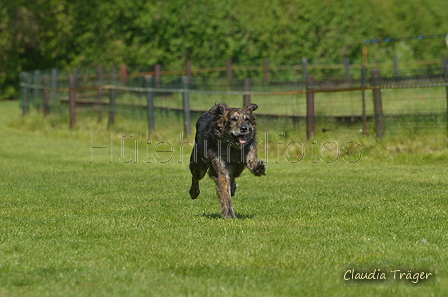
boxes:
[239,125,248,133]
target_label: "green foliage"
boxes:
[3,0,448,99]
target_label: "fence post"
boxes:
[108,67,117,127]
[393,56,398,78]
[361,65,367,134]
[154,64,161,88]
[344,58,350,80]
[302,58,308,81]
[306,75,315,140]
[371,69,384,138]
[119,64,127,85]
[51,69,57,105]
[263,59,269,83]
[96,66,103,123]
[243,78,251,107]
[43,75,50,117]
[33,70,40,110]
[441,54,446,70]
[73,68,78,87]
[145,75,155,131]
[186,61,192,82]
[445,62,448,139]
[182,76,191,135]
[226,59,232,86]
[20,72,29,115]
[69,74,76,128]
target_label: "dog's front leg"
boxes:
[246,144,266,176]
[211,159,235,218]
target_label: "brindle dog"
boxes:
[189,103,265,218]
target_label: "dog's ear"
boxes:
[209,104,228,115]
[245,103,258,112]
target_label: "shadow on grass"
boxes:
[200,213,254,220]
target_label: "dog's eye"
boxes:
[230,116,239,121]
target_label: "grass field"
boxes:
[1,100,447,296]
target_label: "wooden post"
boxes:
[243,78,251,107]
[263,59,269,83]
[69,74,76,128]
[96,66,103,123]
[182,76,191,135]
[154,64,161,88]
[33,70,40,110]
[344,57,350,80]
[393,56,398,78]
[226,59,232,86]
[108,68,117,127]
[302,57,308,82]
[186,61,192,82]
[73,68,78,87]
[306,75,315,140]
[51,68,57,105]
[145,75,155,131]
[445,62,448,139]
[371,69,384,138]
[361,65,367,134]
[21,72,29,115]
[43,75,50,117]
[119,64,128,84]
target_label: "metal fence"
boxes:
[19,60,448,140]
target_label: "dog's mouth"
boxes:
[234,134,248,144]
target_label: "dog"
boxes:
[189,103,265,218]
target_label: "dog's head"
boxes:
[209,103,258,146]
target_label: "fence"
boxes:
[19,59,448,140]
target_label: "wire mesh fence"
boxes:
[19,61,448,140]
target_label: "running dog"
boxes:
[189,103,265,218]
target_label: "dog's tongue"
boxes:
[237,136,247,144]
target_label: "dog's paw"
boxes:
[251,160,266,176]
[189,187,200,199]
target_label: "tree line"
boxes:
[2,0,448,99]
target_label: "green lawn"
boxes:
[1,100,447,296]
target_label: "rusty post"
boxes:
[243,78,251,107]
[69,74,76,128]
[361,65,367,134]
[108,67,117,127]
[306,75,315,140]
[119,64,127,85]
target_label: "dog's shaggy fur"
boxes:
[189,103,265,218]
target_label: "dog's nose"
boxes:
[239,125,248,133]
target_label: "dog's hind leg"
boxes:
[189,162,208,199]
[230,178,236,197]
